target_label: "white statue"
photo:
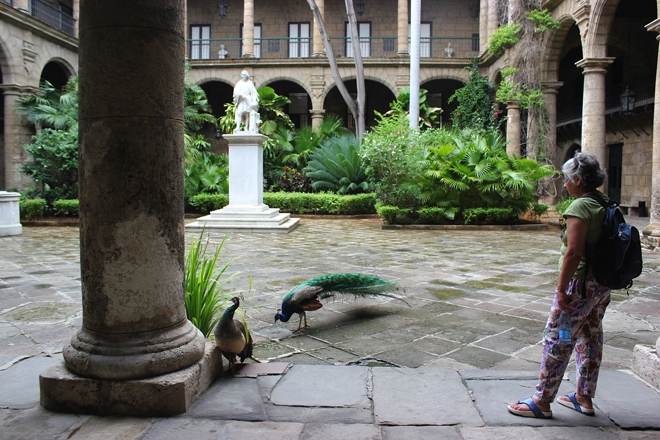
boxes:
[233,70,259,133]
[218,44,228,59]
[444,42,455,58]
[248,100,261,134]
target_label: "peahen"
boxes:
[274,273,402,332]
[214,296,253,372]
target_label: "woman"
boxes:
[508,152,610,418]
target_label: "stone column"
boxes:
[310,109,325,130]
[540,81,563,204]
[397,0,408,56]
[506,100,521,157]
[63,0,205,381]
[487,0,498,42]
[644,19,660,238]
[2,86,35,191]
[14,0,29,13]
[242,0,255,58]
[575,57,614,174]
[479,0,488,54]
[73,0,80,38]
[312,0,324,57]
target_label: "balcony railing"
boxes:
[30,0,75,36]
[329,36,479,59]
[187,36,480,61]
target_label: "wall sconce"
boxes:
[356,0,365,16]
[214,126,223,139]
[218,1,227,18]
[620,86,636,116]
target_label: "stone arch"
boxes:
[420,78,466,124]
[259,75,312,98]
[263,79,312,129]
[197,80,234,119]
[542,14,579,83]
[420,68,470,86]
[563,143,581,163]
[586,0,621,58]
[40,59,74,89]
[0,38,13,84]
[321,74,397,104]
[322,78,396,130]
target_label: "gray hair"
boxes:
[562,152,606,190]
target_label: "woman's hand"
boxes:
[556,287,573,311]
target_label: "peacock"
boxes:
[214,296,253,373]
[274,273,403,332]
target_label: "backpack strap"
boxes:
[580,194,619,209]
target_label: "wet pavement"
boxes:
[1,217,660,438]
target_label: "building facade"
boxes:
[1,0,660,237]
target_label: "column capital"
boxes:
[576,57,615,74]
[646,18,660,39]
[0,84,39,96]
[310,109,326,117]
[541,81,564,93]
[506,100,521,109]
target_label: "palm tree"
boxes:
[17,76,79,131]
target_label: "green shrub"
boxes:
[188,192,377,215]
[53,199,79,216]
[188,193,229,213]
[462,208,517,224]
[417,207,453,225]
[529,203,549,222]
[555,197,575,217]
[376,205,399,224]
[20,199,47,219]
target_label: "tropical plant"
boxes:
[386,86,443,130]
[419,128,557,214]
[17,76,79,131]
[185,153,229,199]
[305,134,372,195]
[185,232,244,338]
[449,64,499,132]
[218,86,294,135]
[271,166,315,193]
[21,128,79,203]
[360,112,426,207]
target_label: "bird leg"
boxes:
[294,312,309,332]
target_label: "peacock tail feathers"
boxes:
[284,273,402,303]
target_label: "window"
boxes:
[190,25,210,60]
[408,23,431,58]
[346,22,371,58]
[240,24,262,58]
[289,23,310,58]
[472,33,479,52]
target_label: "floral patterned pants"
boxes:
[533,274,611,403]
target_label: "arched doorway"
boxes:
[199,80,233,155]
[40,61,69,89]
[421,79,465,127]
[323,80,395,132]
[265,80,311,129]
[556,25,583,147]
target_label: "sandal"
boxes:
[557,393,595,416]
[508,397,553,418]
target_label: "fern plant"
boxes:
[305,134,372,195]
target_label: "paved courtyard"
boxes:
[1,218,660,438]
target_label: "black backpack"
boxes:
[582,195,643,291]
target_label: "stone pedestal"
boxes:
[187,133,300,233]
[0,191,22,236]
[506,101,522,157]
[633,337,660,390]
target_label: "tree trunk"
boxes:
[345,0,365,139]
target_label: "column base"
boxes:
[642,223,660,250]
[0,224,22,236]
[41,341,222,416]
[632,342,660,391]
[63,319,205,380]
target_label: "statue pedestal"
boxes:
[187,133,300,233]
[0,191,22,236]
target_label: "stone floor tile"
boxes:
[306,407,374,424]
[188,377,266,421]
[446,346,511,369]
[269,365,369,408]
[0,356,60,409]
[466,378,613,427]
[372,368,483,426]
[68,416,152,440]
[373,345,439,368]
[382,425,462,440]
[0,405,88,440]
[459,426,623,440]
[301,423,382,440]
[264,404,311,422]
[572,370,660,429]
